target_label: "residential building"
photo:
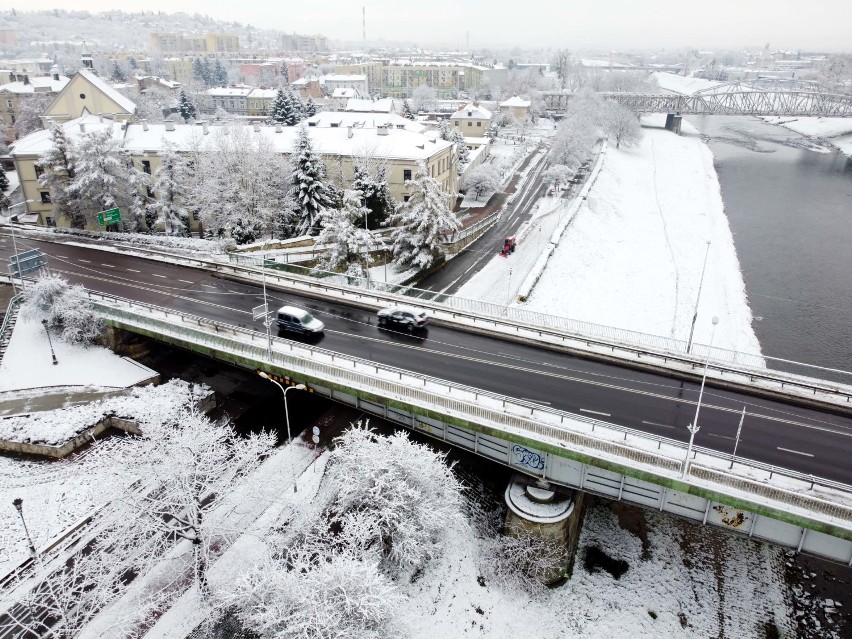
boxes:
[323,74,369,96]
[11,113,458,228]
[335,60,484,99]
[207,87,253,116]
[291,77,323,99]
[345,98,396,113]
[331,88,362,110]
[240,62,279,86]
[246,88,277,117]
[148,33,240,55]
[305,110,426,133]
[40,69,137,127]
[1,68,70,139]
[449,103,492,138]
[499,95,531,120]
[280,33,329,52]
[0,58,55,74]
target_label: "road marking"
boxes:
[126,268,140,273]
[179,279,193,284]
[706,432,734,441]
[579,408,611,417]
[78,259,91,263]
[228,289,242,294]
[100,263,115,268]
[521,398,551,405]
[642,420,675,429]
[776,447,814,458]
[56,255,69,259]
[152,274,167,278]
[202,284,217,289]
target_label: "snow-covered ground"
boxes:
[762,116,852,156]
[458,115,761,354]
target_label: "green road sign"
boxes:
[97,208,121,225]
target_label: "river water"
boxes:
[684,115,852,375]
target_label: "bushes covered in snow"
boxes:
[21,274,102,345]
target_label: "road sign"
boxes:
[252,304,268,321]
[9,249,45,277]
[96,208,121,225]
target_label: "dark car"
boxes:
[376,305,429,332]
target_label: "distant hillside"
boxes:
[0,9,288,54]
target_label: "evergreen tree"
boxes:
[271,88,288,124]
[315,189,375,279]
[214,59,228,86]
[178,89,197,121]
[452,129,470,166]
[192,58,204,83]
[283,90,299,126]
[291,126,333,236]
[201,58,213,86]
[352,163,395,230]
[0,163,8,193]
[36,124,84,228]
[128,56,138,70]
[402,99,415,120]
[388,162,460,270]
[110,60,126,83]
[438,118,453,141]
[148,143,192,236]
[304,96,318,118]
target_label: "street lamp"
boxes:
[682,315,719,479]
[258,372,306,444]
[2,200,35,292]
[686,241,711,354]
[41,319,58,365]
[12,498,37,557]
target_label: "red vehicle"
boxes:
[500,236,517,257]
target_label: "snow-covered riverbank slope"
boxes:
[762,115,852,156]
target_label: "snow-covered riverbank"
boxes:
[762,115,852,156]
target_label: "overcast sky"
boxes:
[17,1,852,51]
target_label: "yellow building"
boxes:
[40,70,137,127]
[11,114,458,230]
[148,33,239,55]
[450,103,492,137]
[335,61,484,99]
[1,69,69,140]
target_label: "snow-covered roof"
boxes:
[248,88,277,99]
[78,69,137,114]
[345,98,395,113]
[0,75,69,94]
[306,110,425,133]
[207,87,253,97]
[450,103,492,119]
[323,74,366,83]
[158,78,181,89]
[332,87,358,99]
[10,113,125,157]
[500,96,531,108]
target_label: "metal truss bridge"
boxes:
[544,81,852,117]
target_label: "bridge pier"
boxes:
[665,113,683,134]
[503,474,587,585]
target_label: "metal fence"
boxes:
[90,293,852,528]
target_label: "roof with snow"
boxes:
[345,98,395,113]
[322,74,366,83]
[78,70,137,114]
[0,75,70,95]
[207,87,253,97]
[450,103,492,119]
[10,113,125,157]
[500,96,531,108]
[332,87,359,99]
[305,110,425,133]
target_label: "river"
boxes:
[684,115,852,375]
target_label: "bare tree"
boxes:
[410,84,437,113]
[13,93,54,139]
[464,164,500,200]
[601,101,643,149]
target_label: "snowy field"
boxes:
[762,116,852,156]
[459,114,761,355]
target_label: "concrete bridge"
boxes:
[92,291,852,566]
[544,84,852,118]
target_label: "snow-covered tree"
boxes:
[352,162,395,230]
[291,125,333,236]
[36,123,85,227]
[271,87,289,124]
[452,129,470,167]
[191,126,293,242]
[401,99,415,120]
[411,84,437,113]
[0,163,8,192]
[125,89,172,124]
[110,60,126,82]
[213,59,229,87]
[148,142,193,235]
[178,88,197,121]
[303,96,318,118]
[217,545,402,639]
[67,129,149,230]
[387,162,461,271]
[315,189,375,278]
[542,164,574,188]
[437,118,453,141]
[601,100,643,149]
[21,274,103,344]
[464,163,500,200]
[113,408,276,596]
[13,92,53,139]
[549,112,597,171]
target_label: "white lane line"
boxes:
[706,432,734,441]
[152,274,167,279]
[579,408,611,417]
[78,259,91,263]
[642,420,675,429]
[777,447,814,458]
[228,289,242,294]
[100,263,115,268]
[126,268,140,273]
[521,398,551,405]
[179,279,193,284]
[56,255,69,259]
[202,284,217,289]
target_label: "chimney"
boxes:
[79,122,86,133]
[142,119,149,131]
[51,65,60,81]
[253,123,260,132]
[347,125,353,138]
[98,113,104,123]
[22,74,29,85]
[164,119,176,132]
[203,121,209,135]
[377,124,388,136]
[275,123,282,133]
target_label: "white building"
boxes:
[322,74,368,96]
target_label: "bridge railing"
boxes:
[89,293,852,532]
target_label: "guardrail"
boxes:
[88,292,852,533]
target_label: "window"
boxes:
[477,121,481,127]
[34,165,44,178]
[79,93,86,99]
[403,169,412,181]
[455,121,459,126]
[146,186,155,198]
[141,160,151,174]
[403,195,410,202]
[467,122,472,127]
[40,191,51,204]
[46,216,56,227]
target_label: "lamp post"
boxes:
[12,498,37,557]
[258,372,306,444]
[41,319,58,365]
[2,200,35,292]
[682,315,719,479]
[686,241,711,354]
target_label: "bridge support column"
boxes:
[665,113,683,134]
[503,473,587,585]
